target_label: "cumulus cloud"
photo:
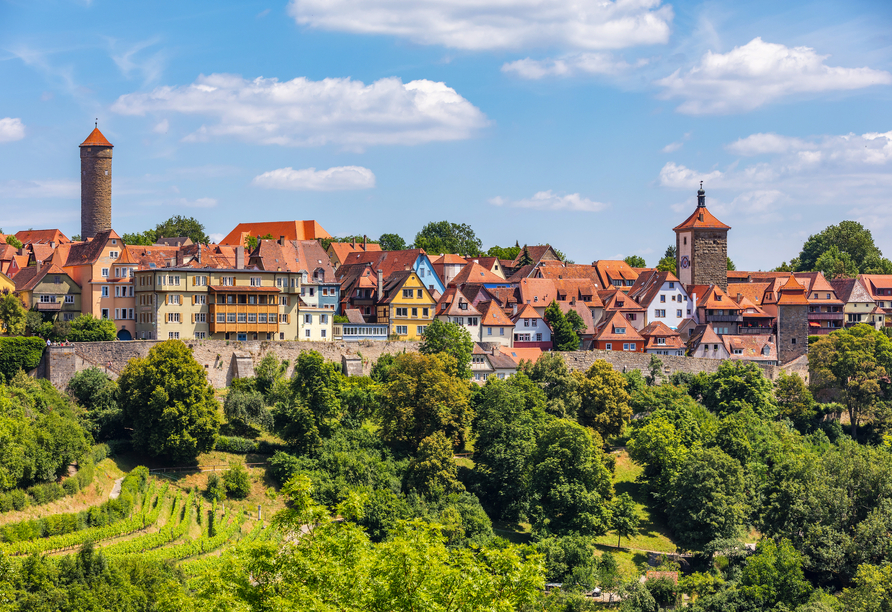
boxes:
[252,166,376,191]
[0,179,78,198]
[0,118,26,143]
[111,73,488,149]
[661,130,892,226]
[489,190,608,212]
[287,0,673,51]
[657,38,892,114]
[502,53,645,79]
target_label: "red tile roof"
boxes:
[673,206,730,231]
[510,245,560,267]
[727,282,770,306]
[536,263,604,289]
[437,286,481,317]
[14,229,71,245]
[499,346,543,365]
[79,127,113,147]
[328,241,382,265]
[450,261,505,286]
[518,278,557,307]
[63,230,121,267]
[337,249,426,280]
[776,275,809,305]
[595,311,644,342]
[640,321,686,351]
[628,270,682,308]
[480,300,514,326]
[220,221,331,246]
[512,303,543,322]
[722,334,777,362]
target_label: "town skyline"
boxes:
[1,0,891,270]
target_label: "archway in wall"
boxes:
[116,329,132,341]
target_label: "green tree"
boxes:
[528,419,613,536]
[545,300,579,351]
[656,256,677,273]
[628,408,702,499]
[154,215,210,244]
[773,261,796,272]
[739,538,812,609]
[610,492,639,547]
[121,230,157,245]
[404,431,464,497]
[223,389,272,433]
[566,309,586,335]
[699,361,778,419]
[222,463,252,499]
[624,255,646,268]
[0,291,27,335]
[575,360,632,439]
[810,324,892,441]
[413,221,482,256]
[726,256,736,271]
[378,233,407,251]
[796,220,883,273]
[67,367,122,440]
[418,319,473,379]
[668,447,748,551]
[518,245,535,267]
[518,352,581,418]
[646,355,663,386]
[472,375,549,520]
[5,235,23,249]
[775,371,817,424]
[815,245,859,279]
[840,563,892,611]
[486,245,520,260]
[254,352,289,400]
[117,340,221,462]
[289,350,343,433]
[377,352,472,451]
[68,314,116,342]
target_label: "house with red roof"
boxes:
[640,321,685,356]
[599,289,647,331]
[336,248,445,294]
[594,260,639,292]
[470,343,520,384]
[436,286,482,341]
[794,272,845,335]
[857,274,892,326]
[689,324,730,360]
[327,239,382,270]
[463,256,507,279]
[220,220,331,247]
[832,277,883,329]
[511,303,552,349]
[480,300,514,346]
[14,262,82,324]
[628,270,690,330]
[593,311,645,352]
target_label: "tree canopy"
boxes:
[794,220,892,275]
[123,215,209,245]
[486,245,520,260]
[545,300,580,351]
[413,221,482,256]
[378,233,407,251]
[68,314,116,342]
[624,255,646,268]
[418,319,473,379]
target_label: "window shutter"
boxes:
[191,313,195,323]
[165,294,168,305]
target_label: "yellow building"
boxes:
[0,270,14,294]
[376,270,436,340]
[134,267,301,341]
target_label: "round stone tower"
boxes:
[79,124,113,240]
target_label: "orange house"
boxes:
[57,229,137,340]
[593,311,645,352]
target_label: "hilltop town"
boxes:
[0,127,883,379]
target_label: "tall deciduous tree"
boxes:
[610,493,639,548]
[739,539,813,609]
[810,324,892,441]
[377,352,472,451]
[486,245,520,260]
[699,361,777,419]
[419,319,473,379]
[624,255,646,268]
[517,352,581,418]
[68,314,116,342]
[0,291,26,335]
[377,233,407,251]
[575,360,632,439]
[413,221,482,256]
[118,340,220,462]
[796,220,884,273]
[528,419,613,536]
[403,431,464,497]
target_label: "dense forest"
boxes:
[0,323,890,610]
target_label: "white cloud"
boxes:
[661,130,892,226]
[0,118,26,143]
[489,190,608,212]
[252,166,376,191]
[501,53,642,79]
[110,37,167,85]
[208,232,225,243]
[661,132,691,153]
[153,119,169,134]
[0,179,78,198]
[657,37,892,114]
[111,73,488,149]
[171,197,217,208]
[287,0,673,51]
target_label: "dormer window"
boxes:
[716,295,722,301]
[615,327,626,334]
[534,296,538,302]
[657,338,665,345]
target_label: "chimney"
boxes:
[197,244,202,264]
[363,235,367,249]
[513,304,517,316]
[691,292,698,324]
[36,260,42,275]
[235,246,245,270]
[279,236,285,245]
[377,269,383,301]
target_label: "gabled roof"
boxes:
[499,346,543,365]
[488,286,519,309]
[328,241,382,264]
[480,300,514,326]
[14,263,76,292]
[776,275,809,305]
[432,254,468,265]
[250,239,335,279]
[722,334,777,361]
[727,282,771,307]
[673,206,730,231]
[155,236,193,247]
[506,265,537,283]
[380,270,427,304]
[695,323,723,346]
[63,229,121,267]
[511,245,560,267]
[512,303,543,323]
[628,270,684,307]
[830,278,874,304]
[595,311,644,342]
[736,295,770,317]
[113,247,138,265]
[640,320,681,337]
[220,221,331,246]
[690,284,740,310]
[437,286,481,317]
[537,263,604,289]
[601,290,646,312]
[518,278,557,307]
[337,249,427,280]
[558,301,596,335]
[127,245,179,270]
[450,261,505,286]
[594,260,639,290]
[477,346,519,370]
[345,309,367,324]
[80,127,113,147]
[640,321,685,350]
[14,229,70,245]
[552,278,603,307]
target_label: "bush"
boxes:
[206,473,226,501]
[267,451,302,485]
[223,464,251,500]
[214,436,289,455]
[0,489,29,512]
[0,337,45,381]
[27,482,65,505]
[62,477,79,496]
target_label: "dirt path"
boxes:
[109,477,125,500]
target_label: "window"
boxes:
[248,313,257,323]
[217,313,225,323]
[321,329,327,338]
[250,277,262,286]
[412,307,418,317]
[168,332,180,340]
[628,313,636,320]
[101,268,109,278]
[259,313,267,323]
[277,278,285,288]
[669,282,675,288]
[422,308,429,317]
[280,296,289,306]
[606,343,612,350]
[655,309,666,318]
[167,275,180,286]
[487,327,492,335]
[321,314,328,324]
[396,307,408,317]
[657,338,666,345]
[459,302,468,310]
[417,325,426,335]
[101,308,110,319]
[237,313,247,323]
[623,343,630,351]
[111,239,117,245]
[536,333,542,341]
[615,327,626,334]
[167,313,181,323]
[660,295,666,303]
[500,327,504,336]
[227,313,237,323]
[195,332,206,340]
[109,251,119,258]
[169,294,181,305]
[65,295,74,304]
[826,293,831,299]
[733,348,743,355]
[220,277,234,286]
[101,286,109,298]
[196,295,207,305]
[468,317,478,326]
[305,314,313,324]
[279,314,288,323]
[193,276,207,286]
[396,325,408,335]
[417,289,423,298]
[677,309,682,318]
[403,289,412,298]
[532,319,538,327]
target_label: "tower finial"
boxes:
[697,181,706,207]
[95,118,98,128]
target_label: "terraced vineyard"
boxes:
[0,468,278,571]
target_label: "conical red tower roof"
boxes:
[80,127,113,147]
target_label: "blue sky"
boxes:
[1,0,891,270]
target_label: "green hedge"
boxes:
[0,337,45,381]
[214,436,287,455]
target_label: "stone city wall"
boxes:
[40,339,808,390]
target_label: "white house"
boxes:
[628,270,691,330]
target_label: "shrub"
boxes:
[267,451,302,485]
[62,478,79,496]
[0,337,45,381]
[206,473,226,501]
[27,482,65,505]
[223,464,251,500]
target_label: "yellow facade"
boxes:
[377,272,436,340]
[0,271,15,294]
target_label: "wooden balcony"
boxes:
[209,304,280,334]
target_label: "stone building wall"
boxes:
[80,146,112,239]
[693,229,728,291]
[777,304,809,364]
[41,339,807,390]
